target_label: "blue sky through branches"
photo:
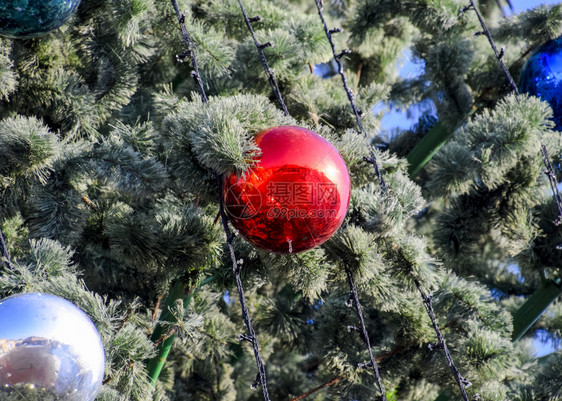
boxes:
[511,0,559,12]
[379,0,562,136]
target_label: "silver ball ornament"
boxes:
[0,293,105,400]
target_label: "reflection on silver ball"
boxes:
[0,293,105,401]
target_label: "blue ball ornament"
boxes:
[520,36,562,130]
[0,293,105,400]
[0,0,81,39]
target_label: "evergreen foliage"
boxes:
[0,0,561,400]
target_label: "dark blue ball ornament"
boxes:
[0,0,81,39]
[520,37,562,130]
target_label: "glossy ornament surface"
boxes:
[520,36,562,130]
[0,0,81,39]
[224,126,351,254]
[0,293,105,401]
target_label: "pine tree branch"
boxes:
[0,227,13,271]
[117,306,133,332]
[291,343,441,400]
[153,325,179,347]
[236,0,290,116]
[314,0,386,192]
[169,0,208,103]
[415,280,470,401]
[152,295,163,323]
[468,0,562,225]
[216,175,271,401]
[345,266,388,401]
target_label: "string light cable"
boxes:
[313,2,472,400]
[164,1,272,399]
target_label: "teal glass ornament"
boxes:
[520,36,562,130]
[0,0,81,39]
[0,293,105,400]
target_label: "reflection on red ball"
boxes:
[223,126,350,254]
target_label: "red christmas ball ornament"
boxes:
[223,126,351,254]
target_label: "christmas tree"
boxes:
[0,0,561,400]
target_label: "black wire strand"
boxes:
[217,175,271,401]
[467,0,518,92]
[169,1,271,398]
[313,0,387,192]
[467,0,562,224]
[236,0,290,116]
[415,280,470,401]
[345,267,388,401]
[311,1,388,398]
[170,0,208,103]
